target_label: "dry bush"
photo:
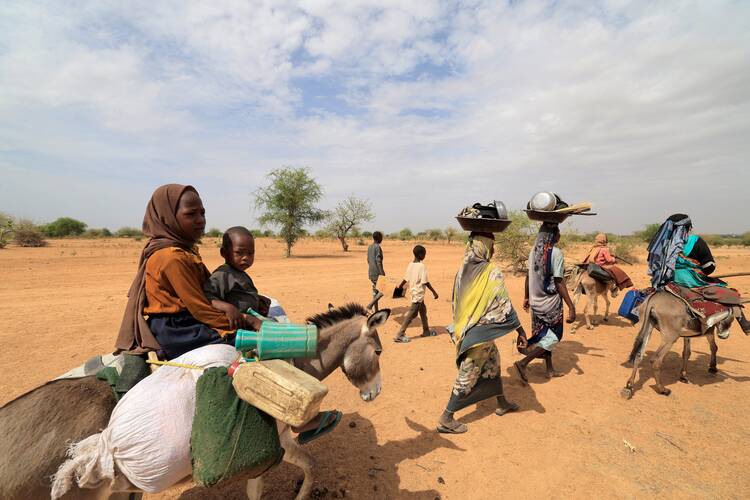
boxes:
[495,210,538,274]
[13,219,47,247]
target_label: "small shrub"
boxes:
[398,228,413,241]
[444,227,459,243]
[204,228,223,238]
[116,227,143,238]
[0,212,13,249]
[361,231,373,239]
[742,232,750,247]
[14,219,47,247]
[84,228,113,238]
[494,210,538,274]
[356,238,366,246]
[611,237,639,264]
[635,223,661,243]
[42,217,87,237]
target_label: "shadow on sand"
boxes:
[179,413,455,499]
[389,305,448,339]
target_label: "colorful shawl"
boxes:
[115,184,199,353]
[532,223,559,295]
[452,234,515,357]
[647,214,692,289]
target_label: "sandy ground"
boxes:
[2,238,750,499]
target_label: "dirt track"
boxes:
[2,238,750,499]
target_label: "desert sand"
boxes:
[1,238,749,499]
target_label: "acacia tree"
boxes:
[255,167,326,257]
[444,227,459,244]
[494,210,538,274]
[325,197,374,252]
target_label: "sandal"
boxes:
[297,410,342,445]
[420,329,438,337]
[437,421,468,434]
[394,336,411,343]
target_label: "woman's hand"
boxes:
[516,332,528,351]
[566,307,577,324]
[241,313,262,331]
[432,291,439,300]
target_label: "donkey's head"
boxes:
[306,304,390,402]
[342,309,389,401]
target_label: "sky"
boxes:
[1,0,749,235]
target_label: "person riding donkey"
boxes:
[582,233,633,291]
[648,213,750,337]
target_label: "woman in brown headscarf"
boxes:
[583,233,633,290]
[115,184,259,359]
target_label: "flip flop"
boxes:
[394,336,411,343]
[297,411,342,445]
[437,421,468,434]
[420,329,438,337]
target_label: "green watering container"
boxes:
[235,321,318,360]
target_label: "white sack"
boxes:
[51,344,239,497]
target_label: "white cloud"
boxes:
[0,0,748,233]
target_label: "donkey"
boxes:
[0,304,390,500]
[621,292,733,399]
[567,265,619,332]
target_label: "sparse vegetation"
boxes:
[325,197,374,252]
[0,212,14,249]
[204,228,222,238]
[494,210,538,274]
[255,167,326,257]
[13,219,46,247]
[444,227,459,244]
[115,227,143,238]
[42,217,87,237]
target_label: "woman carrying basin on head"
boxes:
[437,201,529,434]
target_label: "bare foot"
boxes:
[545,371,564,379]
[514,361,528,385]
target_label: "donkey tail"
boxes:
[628,295,655,363]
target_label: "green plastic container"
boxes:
[235,321,318,360]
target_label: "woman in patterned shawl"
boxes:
[437,232,529,434]
[514,222,576,384]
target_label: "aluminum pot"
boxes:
[529,191,556,211]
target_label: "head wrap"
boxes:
[115,184,199,353]
[532,222,560,295]
[584,233,609,264]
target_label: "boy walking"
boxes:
[394,245,438,343]
[367,231,385,311]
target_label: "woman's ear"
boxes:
[367,309,391,330]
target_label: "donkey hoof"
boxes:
[620,387,633,400]
[657,388,671,396]
[679,376,689,384]
[587,325,594,330]
[603,317,609,322]
[708,367,718,374]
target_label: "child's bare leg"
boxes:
[395,302,419,340]
[544,351,563,378]
[514,345,547,384]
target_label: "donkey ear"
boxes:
[367,309,391,330]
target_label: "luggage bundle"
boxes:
[618,290,648,323]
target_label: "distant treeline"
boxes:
[2,212,749,251]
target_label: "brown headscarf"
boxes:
[583,233,608,264]
[115,184,199,353]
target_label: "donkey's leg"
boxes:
[652,339,677,396]
[584,294,594,330]
[603,291,611,322]
[623,322,653,399]
[707,332,719,374]
[279,425,316,500]
[679,338,691,383]
[571,286,582,333]
[592,294,599,326]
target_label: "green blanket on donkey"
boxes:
[191,366,284,487]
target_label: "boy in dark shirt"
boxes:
[367,231,385,311]
[204,227,270,328]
